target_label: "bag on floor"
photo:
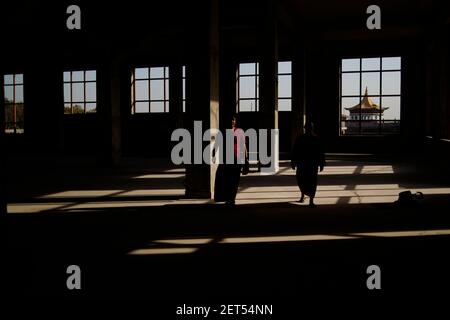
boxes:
[395,190,424,205]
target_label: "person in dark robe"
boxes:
[291,122,325,208]
[214,114,247,206]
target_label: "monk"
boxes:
[291,122,325,208]
[214,114,247,206]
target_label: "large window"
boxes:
[3,74,24,134]
[237,62,292,112]
[182,66,186,113]
[131,67,170,114]
[63,70,97,114]
[340,57,401,135]
[278,61,292,112]
[237,63,259,112]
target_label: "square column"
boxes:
[184,0,220,198]
[258,0,279,174]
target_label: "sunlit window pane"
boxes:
[278,75,291,98]
[72,71,84,82]
[382,72,401,95]
[72,83,84,102]
[63,70,97,114]
[239,100,257,112]
[15,85,24,103]
[342,59,360,72]
[135,102,149,113]
[135,68,149,80]
[15,74,24,84]
[278,99,291,112]
[278,61,292,74]
[151,102,165,113]
[85,70,96,81]
[150,80,164,100]
[239,76,256,99]
[86,103,96,113]
[4,86,14,101]
[341,57,401,135]
[150,67,164,79]
[86,82,96,101]
[382,57,401,70]
[131,66,170,113]
[342,73,360,96]
[362,58,380,71]
[361,72,380,95]
[239,63,257,76]
[4,74,14,85]
[63,72,71,82]
[135,80,149,101]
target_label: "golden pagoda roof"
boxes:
[345,87,389,113]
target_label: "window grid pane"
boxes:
[63,70,97,114]
[278,61,292,111]
[340,57,401,136]
[238,63,259,112]
[131,66,170,114]
[3,73,25,134]
[238,61,292,112]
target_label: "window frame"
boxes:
[237,62,259,112]
[63,70,97,115]
[278,61,292,112]
[339,56,402,136]
[3,73,25,134]
[131,66,170,114]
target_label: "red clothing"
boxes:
[233,128,245,162]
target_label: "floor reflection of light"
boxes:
[237,186,450,205]
[128,248,198,255]
[38,190,124,199]
[351,229,450,238]
[154,238,213,245]
[117,189,185,197]
[162,168,186,173]
[133,174,184,179]
[220,234,357,244]
[266,165,395,176]
[7,199,211,213]
[7,202,74,214]
[8,182,450,214]
[353,184,400,190]
[126,229,450,255]
[320,165,394,175]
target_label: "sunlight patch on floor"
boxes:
[126,228,450,255]
[38,190,123,199]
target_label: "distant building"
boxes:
[343,87,398,134]
[346,87,388,121]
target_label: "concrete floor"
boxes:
[5,153,450,309]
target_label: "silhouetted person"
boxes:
[291,122,325,208]
[214,114,247,206]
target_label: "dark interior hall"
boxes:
[2,0,450,311]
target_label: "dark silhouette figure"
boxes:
[395,190,424,207]
[291,122,325,208]
[214,114,247,206]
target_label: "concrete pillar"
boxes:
[102,57,122,166]
[291,48,306,146]
[258,0,279,173]
[184,0,219,198]
[427,29,449,140]
[0,77,6,215]
[26,63,64,154]
[438,27,450,138]
[169,64,184,129]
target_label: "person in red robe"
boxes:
[214,114,247,206]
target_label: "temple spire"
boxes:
[364,86,369,96]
